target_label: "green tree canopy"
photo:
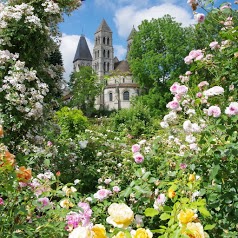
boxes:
[69,67,102,116]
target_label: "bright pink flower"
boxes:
[225,102,238,116]
[93,189,111,201]
[0,197,4,205]
[207,106,221,117]
[133,152,144,164]
[196,13,205,23]
[166,101,180,110]
[132,144,140,153]
[209,41,220,50]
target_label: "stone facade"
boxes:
[73,19,139,110]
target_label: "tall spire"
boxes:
[127,25,137,41]
[95,19,112,33]
[73,35,92,63]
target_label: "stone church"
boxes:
[73,19,139,110]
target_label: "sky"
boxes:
[59,0,235,81]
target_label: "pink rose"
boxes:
[177,85,188,95]
[0,197,4,205]
[184,55,193,64]
[170,82,180,94]
[207,106,221,117]
[132,144,140,153]
[196,13,205,23]
[209,41,220,50]
[225,102,238,116]
[112,186,120,193]
[93,189,111,201]
[133,152,144,164]
[166,101,180,110]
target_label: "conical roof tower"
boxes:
[73,35,92,71]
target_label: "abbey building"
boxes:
[73,19,139,110]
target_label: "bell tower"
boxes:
[93,19,114,77]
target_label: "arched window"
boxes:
[107,62,110,71]
[103,50,106,57]
[103,62,106,72]
[123,91,130,101]
[107,38,110,45]
[98,50,99,57]
[95,52,97,59]
[103,37,106,44]
[122,78,125,83]
[109,92,113,101]
[107,50,110,58]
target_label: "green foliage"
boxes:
[55,106,89,139]
[69,66,103,117]
[110,101,155,137]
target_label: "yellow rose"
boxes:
[112,231,127,238]
[188,174,196,182]
[168,189,176,199]
[60,199,74,209]
[182,222,205,238]
[106,203,134,228]
[92,224,107,238]
[132,228,153,238]
[63,186,77,196]
[178,209,197,225]
[69,226,93,238]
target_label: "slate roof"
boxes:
[73,35,92,63]
[95,19,112,33]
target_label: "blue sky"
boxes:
[59,0,235,81]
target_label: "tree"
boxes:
[69,67,103,117]
[128,15,195,115]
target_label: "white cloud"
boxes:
[114,45,127,60]
[60,33,93,81]
[114,3,194,38]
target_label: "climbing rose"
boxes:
[195,13,205,23]
[133,152,144,164]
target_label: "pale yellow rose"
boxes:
[178,209,197,225]
[92,224,107,238]
[69,226,93,238]
[106,203,134,228]
[182,222,205,238]
[63,185,77,196]
[188,174,196,182]
[59,199,74,209]
[131,228,153,238]
[112,231,127,238]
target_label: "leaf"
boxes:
[142,171,151,180]
[144,208,159,217]
[44,159,50,167]
[198,207,211,217]
[160,213,171,220]
[122,187,132,198]
[204,224,216,230]
[209,164,220,180]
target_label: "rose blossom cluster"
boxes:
[66,202,92,231]
[132,144,144,164]
[42,0,60,14]
[0,51,49,120]
[184,49,204,64]
[0,3,42,30]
